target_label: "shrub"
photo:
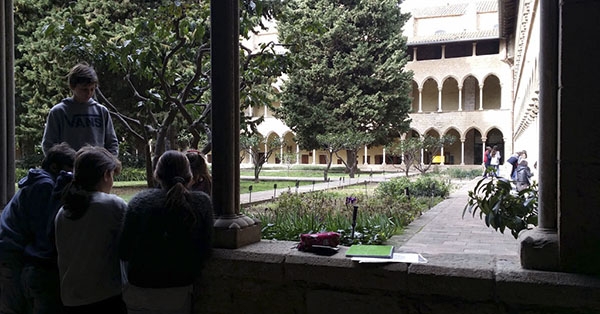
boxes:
[15,168,28,181]
[375,176,450,199]
[444,168,481,180]
[243,189,426,245]
[114,167,147,182]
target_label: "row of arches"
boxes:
[240,127,507,167]
[411,74,501,112]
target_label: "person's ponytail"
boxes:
[155,151,198,230]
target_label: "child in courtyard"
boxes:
[119,150,213,314]
[54,146,127,314]
[515,159,533,192]
[0,143,76,314]
[42,62,119,156]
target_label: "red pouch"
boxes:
[297,232,340,251]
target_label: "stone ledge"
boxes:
[198,240,600,314]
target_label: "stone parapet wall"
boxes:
[193,241,600,314]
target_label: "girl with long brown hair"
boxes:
[119,150,213,314]
[55,146,127,314]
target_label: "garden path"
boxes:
[388,177,519,256]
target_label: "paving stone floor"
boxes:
[388,178,519,256]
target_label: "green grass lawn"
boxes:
[111,179,314,202]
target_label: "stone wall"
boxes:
[193,241,600,314]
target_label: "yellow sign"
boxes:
[432,155,445,164]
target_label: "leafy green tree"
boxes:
[387,134,457,175]
[316,132,371,181]
[14,0,287,185]
[277,0,413,178]
[240,133,283,182]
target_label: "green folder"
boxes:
[345,245,394,258]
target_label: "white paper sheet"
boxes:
[351,252,428,264]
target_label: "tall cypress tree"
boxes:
[277,0,414,177]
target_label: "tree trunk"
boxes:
[144,144,154,188]
[347,149,357,178]
[324,151,334,181]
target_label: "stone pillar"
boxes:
[363,145,368,165]
[210,0,260,248]
[458,86,463,111]
[472,42,477,56]
[295,144,300,165]
[312,149,316,164]
[518,0,560,272]
[441,44,445,59]
[412,47,417,61]
[557,13,600,269]
[478,85,484,110]
[439,147,445,165]
[551,0,600,275]
[481,137,487,162]
[382,148,386,165]
[437,87,442,112]
[460,139,465,165]
[279,144,283,164]
[1,0,15,207]
[418,88,423,112]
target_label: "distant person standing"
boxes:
[490,145,501,177]
[515,159,533,192]
[42,62,119,156]
[482,146,492,177]
[506,151,521,180]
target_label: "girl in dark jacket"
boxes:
[119,150,213,314]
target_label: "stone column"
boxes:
[478,85,484,110]
[458,86,463,111]
[363,145,368,165]
[557,0,600,275]
[412,47,417,61]
[382,148,386,165]
[472,42,477,56]
[518,0,559,271]
[460,139,465,165]
[210,0,260,248]
[520,0,600,275]
[1,0,15,206]
[439,147,445,165]
[312,149,316,164]
[441,44,445,59]
[481,137,487,161]
[437,87,442,112]
[295,144,300,165]
[279,144,283,164]
[418,88,423,112]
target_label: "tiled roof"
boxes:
[408,28,499,45]
[412,1,497,18]
[412,3,468,18]
[477,1,498,13]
